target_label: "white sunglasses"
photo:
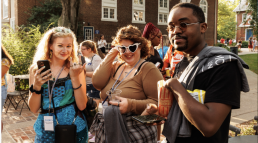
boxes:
[117,43,141,53]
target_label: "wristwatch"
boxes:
[29,84,43,94]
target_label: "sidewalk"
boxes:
[1,48,257,143]
[230,48,258,126]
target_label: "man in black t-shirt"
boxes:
[162,3,249,143]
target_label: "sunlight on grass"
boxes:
[239,54,258,74]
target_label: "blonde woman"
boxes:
[28,27,88,143]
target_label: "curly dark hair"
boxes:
[112,25,151,60]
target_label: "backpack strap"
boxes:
[91,55,96,63]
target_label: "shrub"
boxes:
[1,25,44,89]
[241,41,248,48]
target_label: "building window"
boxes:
[10,18,15,31]
[134,0,143,5]
[3,0,8,19]
[84,26,94,40]
[132,0,145,23]
[159,14,168,23]
[158,0,169,25]
[102,0,117,22]
[160,0,168,8]
[180,0,191,2]
[242,13,247,22]
[199,0,208,23]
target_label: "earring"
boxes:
[49,50,53,58]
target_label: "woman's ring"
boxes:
[117,101,120,107]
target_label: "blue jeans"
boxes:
[1,85,7,111]
[87,84,100,99]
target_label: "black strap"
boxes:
[134,61,147,76]
[113,61,147,77]
[39,102,75,114]
[113,62,125,77]
[91,55,96,63]
[52,92,78,125]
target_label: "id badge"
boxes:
[44,116,54,131]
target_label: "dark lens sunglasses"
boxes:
[167,22,200,32]
[117,43,141,54]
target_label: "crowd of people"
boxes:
[1,2,252,143]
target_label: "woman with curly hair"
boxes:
[91,25,163,143]
[29,27,88,143]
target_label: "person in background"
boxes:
[253,37,257,52]
[97,34,107,55]
[156,35,170,59]
[28,27,88,143]
[142,22,164,69]
[248,37,253,52]
[255,38,258,52]
[237,40,242,50]
[229,39,233,46]
[220,38,225,44]
[1,45,14,131]
[79,40,102,142]
[91,25,163,142]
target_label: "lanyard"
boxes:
[111,59,141,92]
[47,65,65,113]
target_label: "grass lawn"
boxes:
[239,54,258,74]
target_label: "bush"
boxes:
[241,41,248,48]
[2,25,44,89]
[214,43,230,51]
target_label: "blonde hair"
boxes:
[79,40,98,54]
[112,25,151,60]
[30,27,78,70]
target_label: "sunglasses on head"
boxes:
[117,43,141,54]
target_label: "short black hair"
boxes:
[171,3,205,23]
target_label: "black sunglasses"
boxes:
[117,43,141,54]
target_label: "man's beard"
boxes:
[170,34,188,51]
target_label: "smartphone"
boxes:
[132,114,166,124]
[37,60,51,74]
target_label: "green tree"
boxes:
[26,0,62,33]
[217,0,239,40]
[247,0,257,37]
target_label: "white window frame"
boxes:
[199,0,208,23]
[3,0,8,19]
[159,0,168,8]
[242,13,247,22]
[83,26,94,41]
[101,0,118,22]
[158,0,169,25]
[10,18,15,31]
[132,0,146,24]
[180,0,191,2]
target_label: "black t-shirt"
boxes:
[146,49,163,68]
[173,60,241,143]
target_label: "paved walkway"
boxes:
[1,48,257,143]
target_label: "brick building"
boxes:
[233,0,255,41]
[1,0,43,30]
[2,0,218,46]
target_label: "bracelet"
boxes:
[29,84,43,94]
[73,84,82,90]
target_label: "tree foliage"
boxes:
[26,0,62,33]
[1,25,43,75]
[247,0,258,37]
[217,0,239,40]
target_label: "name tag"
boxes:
[44,116,54,131]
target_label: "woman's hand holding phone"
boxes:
[33,67,52,91]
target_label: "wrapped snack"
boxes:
[158,80,173,117]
